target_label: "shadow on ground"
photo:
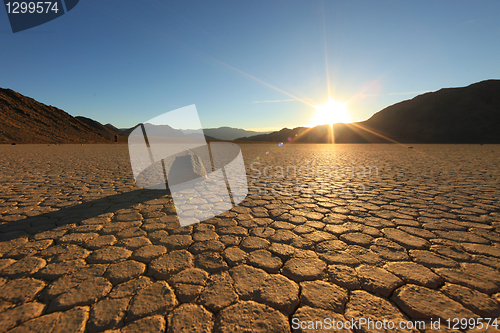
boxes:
[0,189,171,242]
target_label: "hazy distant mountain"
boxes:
[122,125,249,141]
[237,79,500,144]
[202,127,270,140]
[121,124,217,141]
[0,88,125,144]
[180,126,270,140]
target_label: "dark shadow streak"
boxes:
[0,189,171,242]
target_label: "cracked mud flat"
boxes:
[0,143,499,333]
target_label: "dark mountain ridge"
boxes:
[237,79,500,144]
[0,88,126,144]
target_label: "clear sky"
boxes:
[2,0,499,131]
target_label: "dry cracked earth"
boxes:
[1,143,500,333]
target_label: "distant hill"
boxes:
[0,88,125,144]
[179,127,269,140]
[121,124,218,141]
[236,79,500,144]
[201,127,270,140]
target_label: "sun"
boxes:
[308,98,351,127]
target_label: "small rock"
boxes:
[167,153,208,186]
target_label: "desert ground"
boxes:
[0,143,499,332]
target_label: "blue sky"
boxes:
[2,0,499,130]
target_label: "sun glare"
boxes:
[308,98,351,127]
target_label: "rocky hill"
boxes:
[0,88,126,144]
[237,80,500,144]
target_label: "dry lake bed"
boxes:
[0,143,500,332]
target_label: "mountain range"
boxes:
[0,88,126,144]
[1,79,499,144]
[236,79,500,144]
